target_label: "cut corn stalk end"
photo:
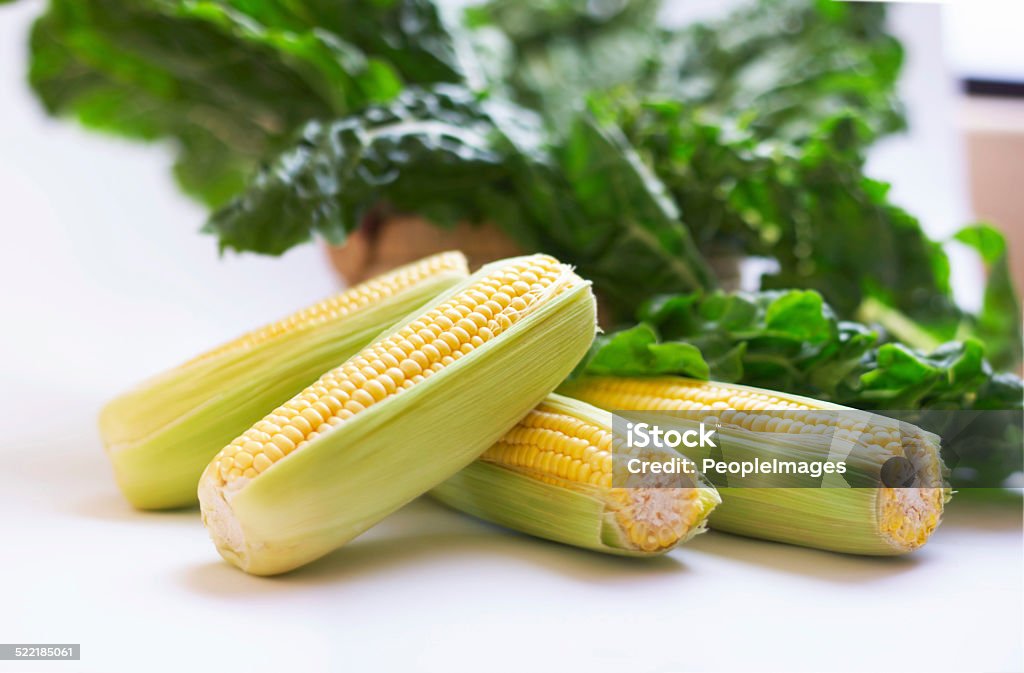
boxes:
[878,485,950,552]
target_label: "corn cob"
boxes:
[100,252,468,509]
[560,376,951,555]
[199,254,597,575]
[432,394,720,555]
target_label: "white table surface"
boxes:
[1,3,1021,672]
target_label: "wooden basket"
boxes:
[325,215,522,286]
[325,214,738,327]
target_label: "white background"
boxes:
[1,2,1021,672]
[944,1,1024,82]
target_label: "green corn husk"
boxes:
[432,394,720,556]
[100,252,468,509]
[561,376,952,555]
[199,255,597,575]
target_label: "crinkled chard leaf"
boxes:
[207,85,715,316]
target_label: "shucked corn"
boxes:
[101,245,953,566]
[200,254,597,575]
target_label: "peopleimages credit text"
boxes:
[623,422,848,479]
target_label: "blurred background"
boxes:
[945,1,1024,298]
[668,0,1024,307]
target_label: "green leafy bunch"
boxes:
[17,0,1022,413]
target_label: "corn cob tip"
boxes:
[608,479,721,552]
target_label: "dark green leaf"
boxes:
[27,0,463,206]
[611,99,965,350]
[650,0,905,142]
[207,84,715,316]
[467,0,663,129]
[206,85,514,254]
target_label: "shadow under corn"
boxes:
[683,529,925,583]
[938,494,1023,532]
[179,498,684,597]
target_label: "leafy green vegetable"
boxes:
[535,114,714,306]
[466,0,660,44]
[465,0,663,129]
[471,0,903,143]
[207,84,715,313]
[649,0,905,143]
[610,100,964,342]
[583,288,1021,412]
[470,0,1019,360]
[23,0,1022,383]
[579,324,709,379]
[28,0,461,206]
[206,85,516,255]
